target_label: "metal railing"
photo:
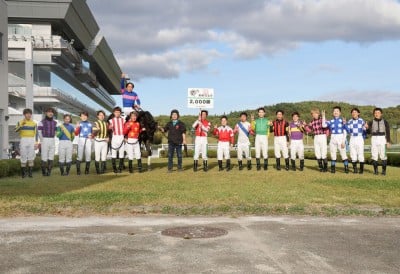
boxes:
[158,143,400,153]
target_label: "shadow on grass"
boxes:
[0,172,128,196]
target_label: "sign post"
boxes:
[187,88,214,150]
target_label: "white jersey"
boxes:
[235,121,251,145]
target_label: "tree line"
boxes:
[155,101,400,130]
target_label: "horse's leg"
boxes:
[147,155,151,171]
[145,139,151,156]
[146,140,152,171]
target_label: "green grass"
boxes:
[0,158,399,217]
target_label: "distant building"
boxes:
[4,0,123,157]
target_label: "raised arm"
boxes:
[15,119,23,132]
[321,110,328,128]
[191,121,198,130]
[120,74,126,93]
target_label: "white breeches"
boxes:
[194,136,208,160]
[349,136,364,162]
[20,137,36,165]
[77,137,92,162]
[290,139,304,160]
[41,137,55,161]
[237,142,251,161]
[255,135,268,159]
[274,136,289,159]
[126,138,141,160]
[94,139,108,162]
[371,136,387,161]
[111,135,125,158]
[58,140,73,163]
[314,134,327,160]
[217,141,230,160]
[329,134,348,161]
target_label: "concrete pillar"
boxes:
[25,41,34,111]
[0,0,8,159]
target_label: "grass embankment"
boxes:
[0,159,399,217]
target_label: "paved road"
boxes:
[0,216,399,273]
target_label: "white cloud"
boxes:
[88,0,400,78]
[117,48,221,80]
[317,90,400,107]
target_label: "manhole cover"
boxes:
[161,226,228,239]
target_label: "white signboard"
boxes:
[187,88,214,109]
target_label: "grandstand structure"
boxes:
[1,0,122,158]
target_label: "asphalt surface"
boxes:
[0,216,399,273]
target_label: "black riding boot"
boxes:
[118,158,124,173]
[359,162,364,174]
[300,159,304,171]
[28,166,33,178]
[331,161,336,173]
[276,158,281,171]
[344,161,349,174]
[352,162,358,174]
[373,160,378,175]
[203,160,208,172]
[193,160,198,172]
[247,160,252,170]
[226,159,231,172]
[238,160,243,171]
[263,159,268,170]
[112,158,117,173]
[101,161,106,174]
[291,159,296,171]
[21,167,27,178]
[59,163,65,176]
[382,160,387,176]
[317,159,323,172]
[323,158,328,172]
[285,158,290,171]
[65,162,71,176]
[41,161,47,176]
[47,160,53,176]
[85,162,90,175]
[256,158,261,171]
[137,159,143,173]
[129,160,133,173]
[95,161,100,174]
[218,160,223,171]
[76,160,81,175]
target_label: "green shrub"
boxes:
[0,156,56,178]
[388,154,400,166]
[0,160,10,177]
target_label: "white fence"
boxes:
[155,144,400,158]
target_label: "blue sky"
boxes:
[74,0,400,115]
[136,40,400,115]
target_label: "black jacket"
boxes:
[164,120,186,145]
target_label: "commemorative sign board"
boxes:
[187,88,214,109]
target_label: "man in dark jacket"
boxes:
[160,109,187,172]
